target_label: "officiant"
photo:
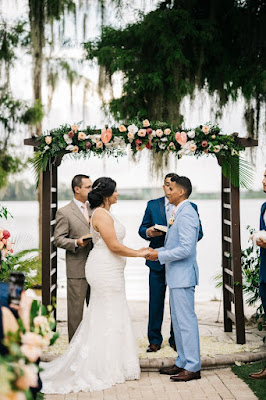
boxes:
[138,173,203,353]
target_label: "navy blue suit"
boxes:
[259,202,266,314]
[138,197,203,346]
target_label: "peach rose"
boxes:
[168,142,176,150]
[21,332,43,347]
[20,345,42,362]
[189,143,197,152]
[96,141,103,149]
[164,128,171,135]
[45,136,52,145]
[143,119,150,127]
[138,129,146,137]
[71,124,79,132]
[0,242,4,250]
[202,125,210,134]
[16,364,38,390]
[211,134,216,139]
[119,125,127,132]
[2,239,6,245]
[72,146,79,153]
[201,140,208,148]
[156,129,163,137]
[127,132,135,140]
[78,132,86,141]
[33,315,48,328]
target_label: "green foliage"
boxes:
[0,20,27,64]
[232,361,266,400]
[0,205,12,220]
[0,149,24,189]
[84,0,266,131]
[0,249,41,289]
[21,99,44,126]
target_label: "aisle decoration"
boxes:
[31,119,253,188]
[0,300,58,400]
[0,228,13,257]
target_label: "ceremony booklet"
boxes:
[154,224,168,233]
[82,234,93,242]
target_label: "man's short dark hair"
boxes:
[71,175,90,193]
[164,172,179,180]
[170,175,192,198]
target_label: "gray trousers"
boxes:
[67,278,90,341]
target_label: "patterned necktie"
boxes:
[81,204,90,224]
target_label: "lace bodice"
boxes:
[90,208,126,247]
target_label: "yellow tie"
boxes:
[81,204,90,224]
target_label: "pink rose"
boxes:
[20,345,42,362]
[143,119,150,127]
[68,131,74,138]
[119,125,127,132]
[202,125,210,135]
[2,238,7,245]
[138,129,146,137]
[45,136,52,145]
[78,132,86,141]
[146,128,153,135]
[85,141,92,150]
[164,128,171,135]
[201,141,208,148]
[135,139,142,147]
[145,140,152,150]
[3,230,10,239]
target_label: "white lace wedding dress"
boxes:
[40,208,140,393]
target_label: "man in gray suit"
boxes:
[54,174,93,341]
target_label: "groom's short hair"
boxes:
[164,172,179,180]
[171,175,192,198]
[72,174,90,193]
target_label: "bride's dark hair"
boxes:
[88,177,116,209]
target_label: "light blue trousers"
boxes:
[170,286,201,372]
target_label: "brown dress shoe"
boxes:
[159,365,184,375]
[170,369,201,382]
[147,343,161,352]
[249,367,266,380]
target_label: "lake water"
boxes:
[1,199,263,301]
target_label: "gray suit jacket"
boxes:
[54,200,93,279]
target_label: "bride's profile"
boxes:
[40,177,149,393]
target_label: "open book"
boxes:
[154,224,168,233]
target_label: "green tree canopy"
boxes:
[84,0,266,137]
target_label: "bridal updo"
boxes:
[88,177,116,209]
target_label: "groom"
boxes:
[147,175,201,382]
[54,174,93,341]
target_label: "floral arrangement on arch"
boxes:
[32,118,252,188]
[0,299,59,400]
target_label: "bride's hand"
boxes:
[137,248,150,258]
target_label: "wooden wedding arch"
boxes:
[25,135,257,344]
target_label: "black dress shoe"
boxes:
[170,343,177,351]
[159,365,184,375]
[170,369,201,382]
[147,343,161,352]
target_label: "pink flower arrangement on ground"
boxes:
[0,228,13,256]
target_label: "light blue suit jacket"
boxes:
[158,201,199,289]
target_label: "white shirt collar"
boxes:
[164,196,169,207]
[174,199,189,214]
[73,197,86,210]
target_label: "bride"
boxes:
[40,177,149,393]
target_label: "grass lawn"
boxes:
[232,361,266,400]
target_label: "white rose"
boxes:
[127,124,138,134]
[66,145,75,151]
[187,130,195,139]
[63,134,72,144]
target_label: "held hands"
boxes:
[146,226,163,237]
[137,247,159,260]
[256,238,266,249]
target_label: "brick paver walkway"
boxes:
[44,369,257,400]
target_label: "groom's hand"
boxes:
[146,248,159,261]
[146,227,163,237]
[77,236,90,247]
